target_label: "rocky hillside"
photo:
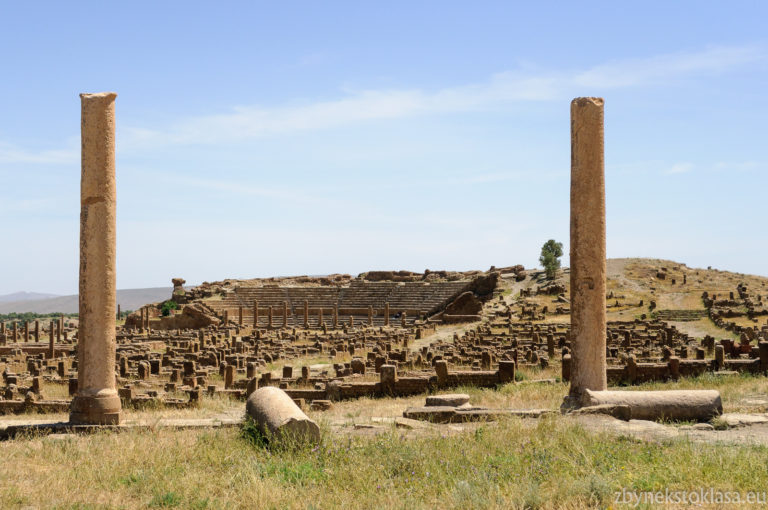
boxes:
[498,258,768,340]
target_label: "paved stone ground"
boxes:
[0,409,243,439]
[571,413,768,445]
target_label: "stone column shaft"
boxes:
[569,97,607,398]
[70,92,121,425]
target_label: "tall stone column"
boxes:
[48,321,55,359]
[70,92,122,425]
[568,97,607,400]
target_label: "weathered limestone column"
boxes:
[238,306,243,326]
[384,302,390,326]
[34,320,40,342]
[253,301,259,328]
[303,300,309,328]
[568,97,607,400]
[70,92,121,425]
[283,301,289,328]
[48,321,55,359]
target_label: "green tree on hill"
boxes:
[539,239,564,279]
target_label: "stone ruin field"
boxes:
[4,258,768,508]
[3,94,765,509]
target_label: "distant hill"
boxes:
[0,291,60,303]
[0,288,172,314]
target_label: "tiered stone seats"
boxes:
[203,280,472,323]
[338,281,398,308]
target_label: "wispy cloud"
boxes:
[713,160,761,172]
[0,198,59,213]
[0,142,77,165]
[573,45,763,88]
[666,162,694,174]
[149,173,335,206]
[3,44,764,160]
[122,44,763,148]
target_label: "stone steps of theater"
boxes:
[655,309,709,321]
[205,281,470,316]
[251,315,417,327]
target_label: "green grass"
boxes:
[4,370,768,508]
[2,416,768,509]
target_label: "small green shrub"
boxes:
[160,300,179,317]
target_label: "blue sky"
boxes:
[1,1,766,295]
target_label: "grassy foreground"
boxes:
[0,414,767,509]
[5,370,768,509]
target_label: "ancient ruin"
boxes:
[0,95,764,441]
[568,96,607,400]
[69,92,121,426]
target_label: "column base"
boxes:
[560,394,582,413]
[70,394,122,425]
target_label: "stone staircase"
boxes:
[654,309,709,322]
[202,280,472,325]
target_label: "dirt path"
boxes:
[410,322,476,353]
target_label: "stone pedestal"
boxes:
[69,92,122,425]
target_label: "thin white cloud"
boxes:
[614,159,764,176]
[573,45,763,88]
[121,44,763,148]
[713,160,761,172]
[666,162,694,174]
[3,44,764,160]
[0,142,77,165]
[0,198,59,213]
[149,173,337,207]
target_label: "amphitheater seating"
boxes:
[203,279,473,326]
